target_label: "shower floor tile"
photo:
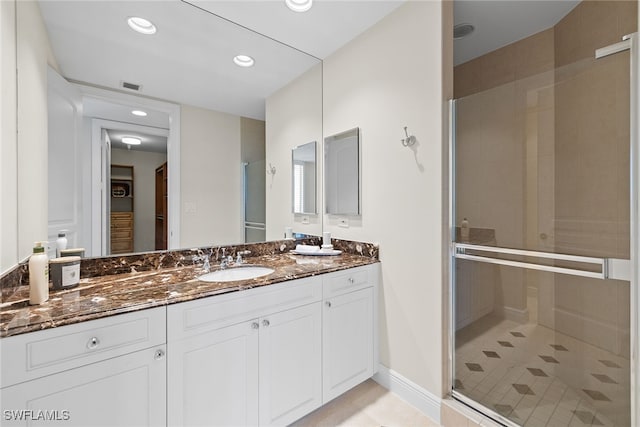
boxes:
[454,314,629,427]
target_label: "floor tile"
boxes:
[513,384,535,395]
[527,367,548,377]
[591,373,617,384]
[598,359,621,369]
[539,355,559,364]
[483,351,500,358]
[510,331,526,337]
[466,362,484,372]
[572,409,604,425]
[550,344,568,351]
[498,341,514,348]
[582,389,611,402]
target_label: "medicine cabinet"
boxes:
[324,128,360,215]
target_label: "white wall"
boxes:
[1,0,18,273]
[111,148,167,253]
[15,1,58,264]
[321,1,445,395]
[180,105,242,248]
[265,63,323,239]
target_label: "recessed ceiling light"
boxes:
[233,55,255,68]
[285,0,313,12]
[131,110,147,117]
[122,137,141,145]
[453,23,475,40]
[127,17,156,35]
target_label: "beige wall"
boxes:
[1,0,18,273]
[321,1,445,395]
[180,105,242,248]
[240,117,265,164]
[266,63,323,240]
[111,148,167,253]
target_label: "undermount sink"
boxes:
[197,266,275,283]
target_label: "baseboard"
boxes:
[501,305,529,324]
[372,364,441,424]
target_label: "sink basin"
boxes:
[197,266,275,283]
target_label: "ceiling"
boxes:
[454,0,580,66]
[107,129,168,154]
[38,0,584,152]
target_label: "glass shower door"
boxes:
[451,33,635,426]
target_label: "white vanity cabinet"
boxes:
[0,307,167,427]
[322,264,378,403]
[167,276,323,427]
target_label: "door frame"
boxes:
[78,85,181,256]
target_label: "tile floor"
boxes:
[454,314,630,427]
[291,379,440,427]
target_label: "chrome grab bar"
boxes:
[453,243,608,279]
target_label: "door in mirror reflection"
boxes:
[324,128,360,215]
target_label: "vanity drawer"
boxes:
[168,276,322,339]
[323,265,375,298]
[111,228,132,239]
[0,307,166,388]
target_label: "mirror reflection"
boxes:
[17,0,322,258]
[325,128,360,215]
[292,142,317,215]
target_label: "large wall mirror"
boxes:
[12,0,322,264]
[291,141,317,215]
[324,128,360,215]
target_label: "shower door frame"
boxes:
[447,33,639,427]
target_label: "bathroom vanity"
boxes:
[0,247,378,427]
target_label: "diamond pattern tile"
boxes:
[494,404,513,417]
[550,344,568,351]
[512,383,535,395]
[465,363,484,372]
[454,379,464,389]
[527,367,548,377]
[582,389,611,401]
[592,373,617,384]
[497,340,514,348]
[483,350,500,358]
[599,359,621,368]
[510,331,525,337]
[573,410,604,426]
[539,355,559,364]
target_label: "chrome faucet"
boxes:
[219,248,233,269]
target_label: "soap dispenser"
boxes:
[460,218,470,240]
[29,242,49,305]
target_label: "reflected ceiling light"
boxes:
[233,55,255,67]
[131,110,147,117]
[453,23,475,40]
[285,0,313,12]
[122,137,142,145]
[127,17,157,35]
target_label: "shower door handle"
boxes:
[453,243,629,280]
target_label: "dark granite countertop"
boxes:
[0,252,378,338]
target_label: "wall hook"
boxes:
[401,126,416,147]
[267,163,276,175]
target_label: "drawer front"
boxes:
[111,228,132,239]
[1,307,166,388]
[111,219,133,229]
[111,212,133,220]
[323,265,375,299]
[111,240,133,252]
[168,276,322,340]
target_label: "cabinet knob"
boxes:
[325,301,332,308]
[87,337,100,350]
[251,322,260,329]
[348,277,355,284]
[154,349,165,360]
[262,319,270,327]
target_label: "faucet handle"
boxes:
[236,250,251,264]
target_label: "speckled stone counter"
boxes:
[0,250,378,338]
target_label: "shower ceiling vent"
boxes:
[454,23,475,40]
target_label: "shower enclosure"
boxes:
[450,7,638,426]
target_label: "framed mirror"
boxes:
[324,128,360,215]
[291,141,317,214]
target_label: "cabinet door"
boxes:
[1,346,166,427]
[259,303,322,426]
[168,320,259,427]
[323,287,374,403]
